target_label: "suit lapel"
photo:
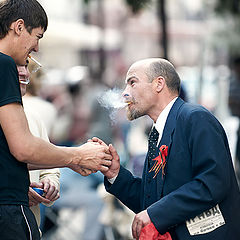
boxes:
[156,97,184,199]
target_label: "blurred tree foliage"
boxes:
[215,0,240,15]
[214,0,240,59]
[125,0,151,13]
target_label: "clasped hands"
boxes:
[70,137,120,178]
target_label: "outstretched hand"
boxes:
[91,137,120,179]
[72,141,112,173]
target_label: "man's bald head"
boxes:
[128,58,181,95]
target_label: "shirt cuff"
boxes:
[107,175,118,184]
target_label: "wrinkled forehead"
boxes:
[125,62,147,82]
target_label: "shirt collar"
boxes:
[154,97,178,143]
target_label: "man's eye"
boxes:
[130,80,135,86]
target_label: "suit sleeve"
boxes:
[104,165,143,213]
[148,109,233,233]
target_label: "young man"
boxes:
[0,0,112,239]
[97,58,240,240]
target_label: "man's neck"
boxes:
[150,94,178,123]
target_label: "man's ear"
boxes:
[11,19,25,36]
[155,76,165,93]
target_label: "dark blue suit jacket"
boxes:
[104,97,240,240]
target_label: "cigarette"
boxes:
[28,54,42,68]
[124,102,132,107]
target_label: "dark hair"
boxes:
[0,0,48,39]
[146,59,181,94]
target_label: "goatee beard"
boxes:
[127,109,143,121]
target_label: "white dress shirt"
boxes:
[108,97,178,184]
[154,97,177,146]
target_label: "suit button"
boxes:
[147,195,150,199]
[148,178,151,183]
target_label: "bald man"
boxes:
[96,58,240,240]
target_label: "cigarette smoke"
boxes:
[97,88,127,124]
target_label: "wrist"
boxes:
[107,175,117,184]
[107,169,120,184]
[63,146,82,167]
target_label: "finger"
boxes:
[132,218,138,239]
[37,193,51,204]
[43,181,50,193]
[102,159,112,167]
[30,187,51,204]
[104,148,111,154]
[29,189,45,204]
[92,137,108,146]
[52,192,60,201]
[104,152,113,160]
[41,198,51,204]
[44,185,55,199]
[47,190,58,201]
[75,168,90,176]
[109,144,119,161]
[91,137,99,142]
[99,165,110,172]
[80,168,92,176]
[30,182,43,188]
[136,221,143,239]
[29,187,41,199]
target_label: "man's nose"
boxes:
[122,88,129,98]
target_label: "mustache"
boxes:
[125,98,135,105]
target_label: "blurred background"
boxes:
[28,0,240,239]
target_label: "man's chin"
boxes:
[15,59,27,66]
[127,111,142,121]
[127,116,134,121]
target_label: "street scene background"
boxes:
[28,0,240,239]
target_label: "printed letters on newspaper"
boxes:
[186,204,225,235]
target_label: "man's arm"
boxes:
[0,103,112,172]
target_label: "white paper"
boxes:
[186,204,225,235]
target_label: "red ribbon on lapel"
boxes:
[149,145,168,178]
